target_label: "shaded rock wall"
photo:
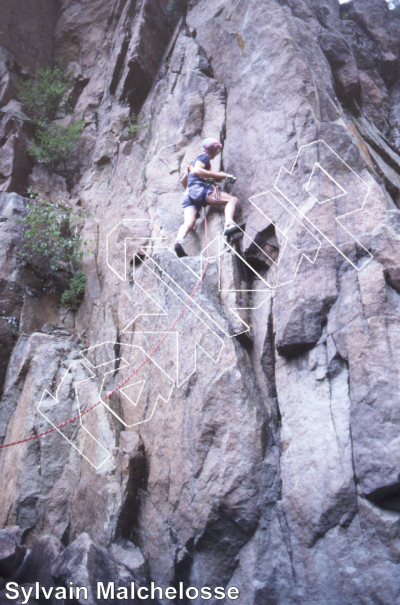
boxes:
[0,0,58,193]
[0,0,400,603]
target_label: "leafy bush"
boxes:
[18,191,95,311]
[19,62,84,176]
[27,119,84,174]
[19,63,70,127]
[61,270,86,310]
[122,113,152,142]
[18,191,92,275]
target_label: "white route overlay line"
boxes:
[247,191,321,290]
[37,138,373,464]
[121,329,224,389]
[367,315,400,324]
[272,139,373,271]
[106,218,167,282]
[306,162,347,204]
[80,344,175,428]
[136,245,271,339]
[38,359,112,470]
[121,249,227,388]
[38,345,175,469]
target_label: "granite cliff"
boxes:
[0,0,400,603]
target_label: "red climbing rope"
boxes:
[0,215,210,450]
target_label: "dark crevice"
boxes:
[110,37,130,96]
[261,306,277,400]
[243,224,279,274]
[172,505,255,601]
[383,266,400,294]
[366,483,400,513]
[276,340,315,360]
[115,441,149,543]
[327,351,348,380]
[122,60,152,115]
[129,259,134,287]
[67,78,90,111]
[173,536,194,598]
[114,340,121,375]
[231,239,254,349]
[61,523,71,547]
[234,329,253,349]
[135,253,145,266]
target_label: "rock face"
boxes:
[0,527,25,578]
[14,535,64,605]
[0,0,400,603]
[52,533,160,605]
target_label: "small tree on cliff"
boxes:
[18,190,95,311]
[19,62,84,177]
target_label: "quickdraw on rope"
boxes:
[0,215,210,450]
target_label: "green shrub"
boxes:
[18,191,95,311]
[19,62,70,127]
[122,113,152,142]
[19,62,84,176]
[18,191,92,276]
[27,119,84,174]
[61,270,86,310]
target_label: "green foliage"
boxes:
[27,119,84,173]
[167,0,186,14]
[19,63,70,127]
[18,190,93,277]
[122,113,152,142]
[19,62,84,176]
[61,270,86,310]
[341,11,349,19]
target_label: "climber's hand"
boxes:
[216,171,227,180]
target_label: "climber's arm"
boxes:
[192,160,226,180]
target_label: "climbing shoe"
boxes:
[175,241,188,258]
[224,222,246,237]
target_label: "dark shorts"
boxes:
[182,183,214,212]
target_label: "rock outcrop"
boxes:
[0,0,400,603]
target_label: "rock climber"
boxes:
[175,138,245,258]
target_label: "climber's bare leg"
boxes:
[176,207,198,241]
[206,191,238,224]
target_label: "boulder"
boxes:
[0,527,25,578]
[110,540,147,579]
[52,533,160,604]
[14,536,64,604]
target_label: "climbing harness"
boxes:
[0,217,211,451]
[206,174,236,203]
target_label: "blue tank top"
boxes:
[188,153,211,188]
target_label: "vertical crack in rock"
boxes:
[115,438,149,543]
